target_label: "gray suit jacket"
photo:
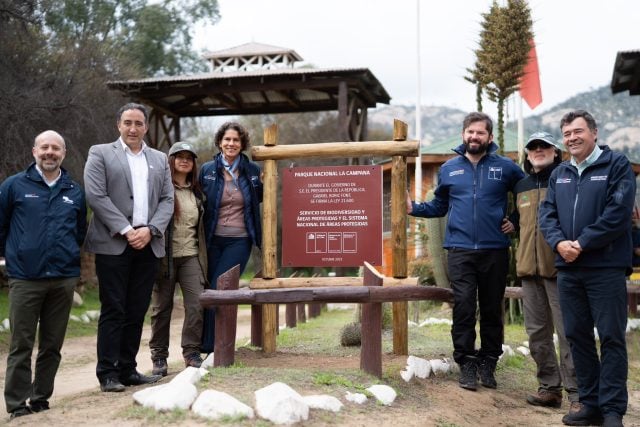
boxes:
[83,140,174,257]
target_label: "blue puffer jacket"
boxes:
[539,146,635,271]
[410,142,524,249]
[199,153,263,249]
[0,163,87,279]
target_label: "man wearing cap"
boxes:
[512,132,579,412]
[84,103,174,392]
[406,112,524,391]
[149,142,207,376]
[539,110,634,427]
[1,130,86,419]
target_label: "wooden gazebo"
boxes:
[107,42,390,151]
[611,50,640,96]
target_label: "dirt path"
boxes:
[0,300,255,412]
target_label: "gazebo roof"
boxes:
[107,66,391,117]
[611,50,640,96]
[203,42,303,61]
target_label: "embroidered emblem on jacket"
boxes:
[449,169,464,177]
[488,167,502,180]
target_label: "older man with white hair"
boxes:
[0,130,87,420]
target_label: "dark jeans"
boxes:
[4,277,76,413]
[201,235,252,353]
[557,268,628,416]
[447,247,509,364]
[95,245,159,381]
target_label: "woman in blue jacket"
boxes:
[198,122,262,353]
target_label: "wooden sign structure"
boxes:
[250,120,417,354]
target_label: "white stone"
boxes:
[172,366,205,385]
[419,317,452,327]
[80,313,90,323]
[69,314,81,322]
[132,381,198,411]
[407,355,431,379]
[72,291,83,307]
[201,352,214,368]
[1,318,8,330]
[400,367,413,382]
[366,384,396,405]
[408,320,418,327]
[85,310,100,321]
[192,389,254,420]
[501,344,515,357]
[344,392,367,404]
[429,358,452,375]
[516,346,530,356]
[302,395,343,412]
[255,382,308,424]
[523,340,530,348]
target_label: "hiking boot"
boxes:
[561,404,603,426]
[29,400,50,413]
[526,390,562,408]
[478,356,498,389]
[9,407,33,420]
[569,401,582,414]
[184,352,203,368]
[458,359,478,391]
[602,414,624,427]
[152,358,168,377]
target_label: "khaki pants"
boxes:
[4,277,76,413]
[149,256,205,359]
[522,276,578,401]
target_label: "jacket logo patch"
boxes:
[62,196,75,205]
[590,175,607,181]
[557,178,572,184]
[204,174,216,181]
[25,193,39,198]
[449,169,464,177]
[519,202,531,208]
[488,167,502,180]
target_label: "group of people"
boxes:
[0,103,262,419]
[1,105,634,427]
[407,110,634,427]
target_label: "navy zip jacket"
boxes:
[410,142,524,249]
[539,146,635,271]
[0,163,87,279]
[199,153,263,249]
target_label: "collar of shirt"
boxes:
[35,164,62,187]
[571,145,602,176]
[119,137,147,156]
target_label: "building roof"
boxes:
[203,42,302,61]
[107,67,391,117]
[611,50,640,95]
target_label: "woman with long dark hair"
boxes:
[149,142,207,376]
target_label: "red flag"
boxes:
[519,39,542,109]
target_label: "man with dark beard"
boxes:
[406,112,524,391]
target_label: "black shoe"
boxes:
[9,407,33,419]
[603,414,624,427]
[152,358,168,377]
[100,377,126,392]
[478,356,498,389]
[29,400,50,413]
[458,358,478,391]
[120,371,162,386]
[562,404,603,426]
[184,352,203,368]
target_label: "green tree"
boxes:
[467,0,533,153]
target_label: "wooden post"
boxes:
[361,262,383,378]
[251,305,262,347]
[261,124,279,353]
[297,303,306,323]
[213,265,240,367]
[308,303,322,318]
[391,119,409,356]
[285,304,297,328]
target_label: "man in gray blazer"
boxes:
[84,103,174,392]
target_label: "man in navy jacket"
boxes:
[539,110,634,427]
[406,112,524,391]
[0,130,86,420]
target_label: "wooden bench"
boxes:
[200,262,523,378]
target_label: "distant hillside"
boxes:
[369,85,640,162]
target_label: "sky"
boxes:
[193,0,640,121]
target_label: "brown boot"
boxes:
[526,390,562,408]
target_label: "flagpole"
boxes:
[414,0,422,258]
[517,94,524,165]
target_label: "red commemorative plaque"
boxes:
[282,165,382,267]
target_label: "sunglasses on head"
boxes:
[526,141,552,151]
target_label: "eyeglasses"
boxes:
[526,142,553,151]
